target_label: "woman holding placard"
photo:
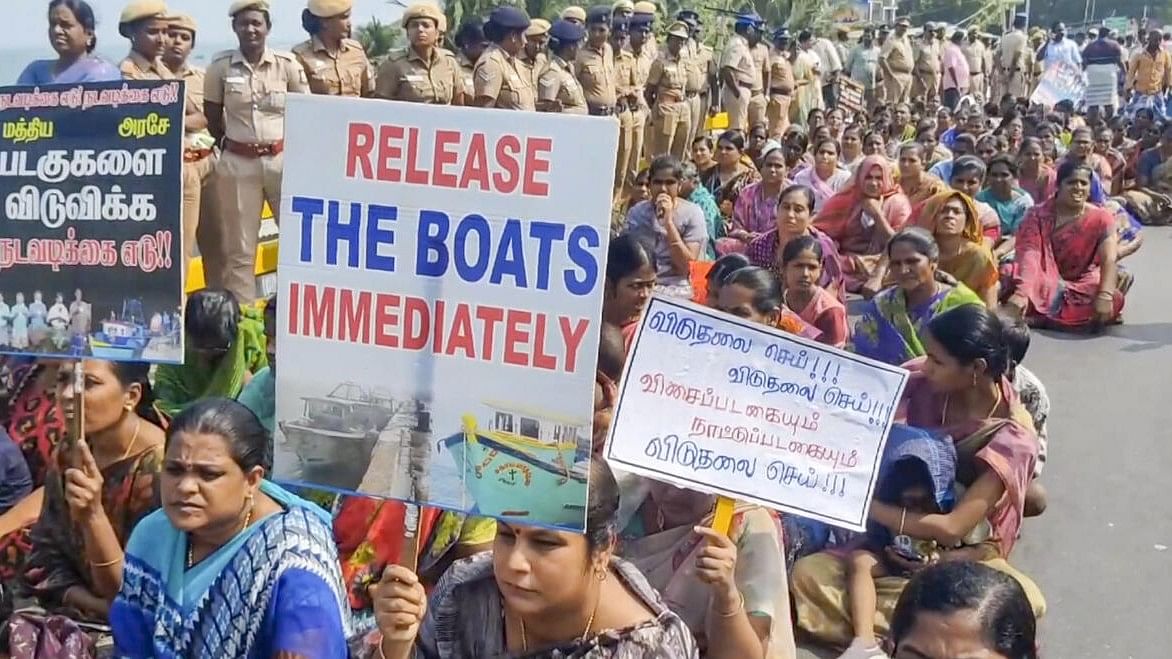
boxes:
[790,304,1045,649]
[366,460,698,658]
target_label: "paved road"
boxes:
[799,227,1172,659]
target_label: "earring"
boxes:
[596,568,607,581]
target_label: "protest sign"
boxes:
[1103,16,1130,35]
[605,296,909,531]
[0,81,185,362]
[274,96,618,531]
[1030,60,1086,108]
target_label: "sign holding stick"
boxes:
[605,296,909,531]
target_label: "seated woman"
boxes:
[790,139,852,212]
[850,227,982,366]
[155,289,268,416]
[367,460,698,658]
[17,0,120,84]
[839,125,864,172]
[111,398,351,657]
[814,155,912,296]
[703,253,752,308]
[746,184,844,300]
[681,160,723,259]
[1006,161,1127,331]
[603,234,657,348]
[719,147,790,255]
[21,360,163,626]
[701,130,760,224]
[792,305,1045,648]
[780,236,848,348]
[619,480,796,659]
[911,191,999,307]
[717,266,821,340]
[888,562,1038,659]
[944,156,1002,245]
[624,155,708,299]
[896,144,948,207]
[1016,137,1055,204]
[975,154,1034,260]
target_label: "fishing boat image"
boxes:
[89,319,149,360]
[279,383,397,467]
[442,401,590,528]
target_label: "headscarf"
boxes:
[813,154,901,243]
[911,190,984,244]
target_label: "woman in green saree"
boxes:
[850,227,983,366]
[155,289,267,416]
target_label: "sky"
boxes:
[10,0,406,51]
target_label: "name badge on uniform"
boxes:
[404,74,426,83]
[225,76,246,85]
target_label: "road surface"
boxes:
[799,227,1172,658]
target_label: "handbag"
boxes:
[6,612,96,659]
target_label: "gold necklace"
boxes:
[186,498,255,569]
[114,418,143,464]
[518,579,602,653]
[942,384,1003,426]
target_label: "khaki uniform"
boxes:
[175,63,216,265]
[632,45,654,166]
[120,51,175,80]
[473,44,536,110]
[375,46,462,104]
[880,34,914,104]
[292,36,374,97]
[537,54,588,114]
[911,39,942,104]
[962,40,987,102]
[576,43,619,113]
[719,33,755,132]
[614,47,639,188]
[691,41,714,141]
[681,40,704,146]
[767,47,795,138]
[998,29,1030,100]
[519,52,548,89]
[457,53,476,102]
[647,49,691,159]
[749,42,769,128]
[204,49,308,303]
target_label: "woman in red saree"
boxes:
[1007,161,1127,331]
[813,154,912,295]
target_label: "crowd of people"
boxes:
[1,0,1166,656]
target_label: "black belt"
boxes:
[770,88,793,95]
[588,105,615,116]
[685,91,699,98]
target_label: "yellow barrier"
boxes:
[706,111,729,131]
[185,203,278,294]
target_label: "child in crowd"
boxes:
[1002,314,1051,517]
[593,323,626,456]
[780,236,848,348]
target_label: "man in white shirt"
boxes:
[812,30,843,108]
[1038,21,1082,72]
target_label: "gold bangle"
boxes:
[88,556,122,568]
[898,506,907,536]
[717,591,745,617]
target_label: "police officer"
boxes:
[629,13,654,170]
[880,17,914,105]
[577,7,618,118]
[118,0,173,80]
[453,20,487,103]
[676,9,707,145]
[632,1,658,58]
[375,3,462,104]
[767,27,795,138]
[746,13,769,130]
[165,14,217,265]
[912,21,943,105]
[561,6,587,25]
[292,0,373,97]
[473,6,536,110]
[646,22,692,159]
[612,17,637,187]
[537,20,588,115]
[204,0,309,303]
[612,0,634,22]
[521,18,550,88]
[719,13,757,133]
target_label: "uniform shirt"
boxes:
[682,40,705,94]
[695,42,714,93]
[770,47,795,92]
[998,29,1027,70]
[457,52,476,100]
[846,44,880,88]
[647,50,688,103]
[292,36,374,97]
[120,51,175,80]
[1128,48,1172,94]
[205,48,309,144]
[375,46,462,104]
[615,48,638,104]
[537,55,588,114]
[961,39,986,77]
[881,34,914,74]
[576,42,618,108]
[941,42,970,90]
[473,44,536,110]
[719,33,756,87]
[519,52,548,89]
[750,43,769,92]
[914,39,942,75]
[630,45,653,111]
[173,62,214,150]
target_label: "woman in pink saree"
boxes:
[813,155,913,295]
[719,148,788,255]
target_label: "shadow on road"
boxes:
[1112,322,1172,352]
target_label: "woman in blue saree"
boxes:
[110,398,351,658]
[851,227,983,366]
[17,1,120,85]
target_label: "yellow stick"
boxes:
[711,496,736,536]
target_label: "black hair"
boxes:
[798,29,812,42]
[692,134,714,150]
[953,133,978,151]
[721,266,782,314]
[999,312,1030,372]
[597,323,626,382]
[1018,136,1043,156]
[899,142,926,159]
[301,9,322,35]
[168,397,272,473]
[605,233,653,285]
[891,561,1038,659]
[706,253,751,285]
[263,294,278,327]
[49,0,97,53]
[107,361,161,427]
[926,305,1013,380]
[987,153,1018,177]
[716,129,745,152]
[785,129,809,153]
[585,459,620,550]
[185,289,240,351]
[633,167,650,185]
[841,123,862,138]
[484,20,524,43]
[778,183,815,212]
[454,19,485,48]
[1071,126,1093,140]
[950,155,987,181]
[887,226,940,261]
[1055,159,1093,187]
[781,235,823,264]
[648,154,683,180]
[231,4,273,29]
[813,137,839,155]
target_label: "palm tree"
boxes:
[356,17,404,62]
